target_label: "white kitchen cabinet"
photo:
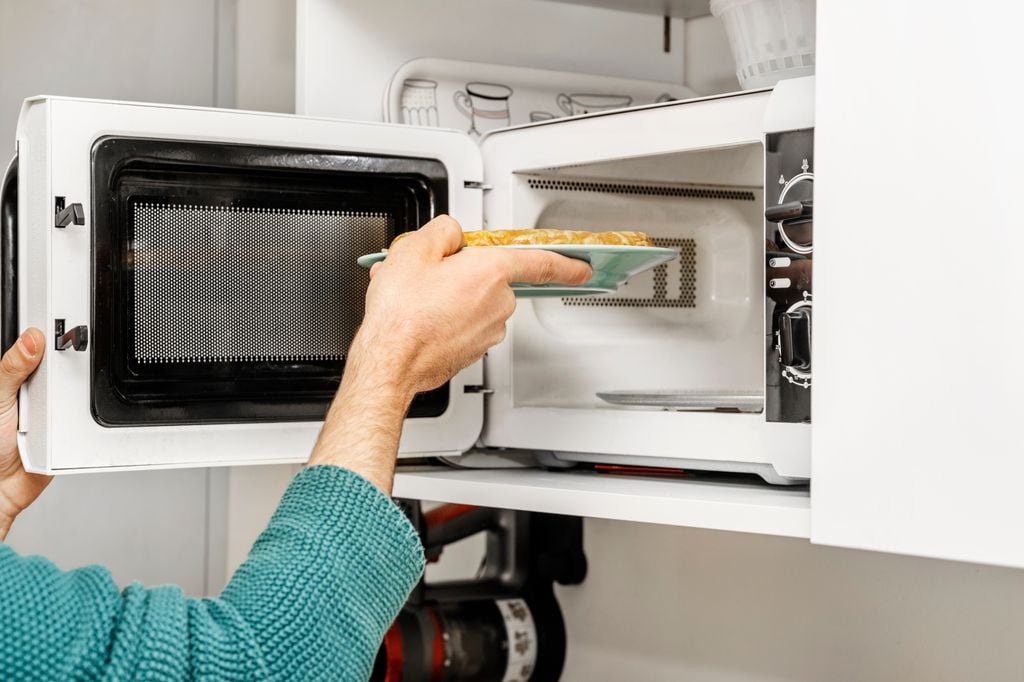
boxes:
[812,1,1024,567]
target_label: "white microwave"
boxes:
[2,78,814,482]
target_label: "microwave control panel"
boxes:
[765,128,813,424]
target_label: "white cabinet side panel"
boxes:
[296,0,685,121]
[812,2,1024,566]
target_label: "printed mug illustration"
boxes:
[529,111,557,122]
[400,78,439,127]
[556,93,633,116]
[454,82,514,137]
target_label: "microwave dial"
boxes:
[777,296,812,388]
[770,166,813,255]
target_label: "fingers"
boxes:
[390,215,466,260]
[0,328,45,408]
[498,250,593,286]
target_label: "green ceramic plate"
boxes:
[357,244,678,297]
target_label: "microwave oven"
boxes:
[1,78,814,483]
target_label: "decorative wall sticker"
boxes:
[399,78,440,127]
[453,82,514,137]
[556,93,633,116]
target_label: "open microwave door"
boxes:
[475,92,810,482]
[11,97,485,473]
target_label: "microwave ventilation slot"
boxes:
[563,238,696,308]
[526,178,755,202]
[130,202,389,365]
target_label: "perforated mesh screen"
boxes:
[527,178,756,202]
[562,238,697,308]
[131,203,390,364]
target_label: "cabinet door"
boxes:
[812,2,1024,566]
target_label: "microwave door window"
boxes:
[130,203,376,367]
[90,138,449,425]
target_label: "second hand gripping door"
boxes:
[7,97,484,473]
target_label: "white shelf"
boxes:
[540,0,712,19]
[393,467,810,538]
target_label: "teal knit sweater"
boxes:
[0,465,425,681]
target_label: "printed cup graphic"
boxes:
[530,111,557,122]
[556,93,633,116]
[400,78,439,127]
[454,82,514,137]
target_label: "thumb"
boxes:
[0,328,45,408]
[392,215,467,260]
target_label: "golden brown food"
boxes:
[391,228,653,249]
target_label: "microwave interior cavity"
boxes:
[506,144,765,414]
[90,137,448,426]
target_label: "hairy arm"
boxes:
[307,334,413,494]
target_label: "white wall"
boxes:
[559,520,1024,681]
[235,0,297,113]
[296,0,687,120]
[222,463,299,589]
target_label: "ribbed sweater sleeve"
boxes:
[0,465,425,681]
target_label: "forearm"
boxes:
[308,333,414,494]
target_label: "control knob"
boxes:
[777,297,811,388]
[765,167,813,255]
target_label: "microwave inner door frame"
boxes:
[90,137,448,426]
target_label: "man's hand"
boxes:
[362,215,592,398]
[0,328,49,540]
[308,216,592,492]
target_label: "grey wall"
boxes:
[0,0,224,596]
[0,0,294,596]
[0,0,224,152]
[234,0,297,113]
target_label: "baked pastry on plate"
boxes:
[390,228,653,249]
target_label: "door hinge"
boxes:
[54,196,84,228]
[464,385,494,395]
[54,319,88,352]
[463,181,492,191]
